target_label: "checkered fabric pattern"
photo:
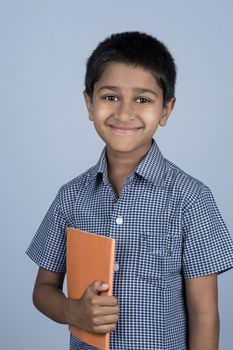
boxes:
[26,139,233,350]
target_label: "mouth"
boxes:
[108,125,143,135]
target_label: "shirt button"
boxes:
[114,262,119,272]
[116,216,123,225]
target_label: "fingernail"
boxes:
[100,283,109,290]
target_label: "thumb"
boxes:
[89,280,109,294]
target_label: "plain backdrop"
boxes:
[1,0,232,349]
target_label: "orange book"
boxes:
[66,227,116,350]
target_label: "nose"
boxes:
[115,99,133,122]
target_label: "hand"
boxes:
[65,280,119,334]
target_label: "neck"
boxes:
[106,142,152,178]
[105,141,153,197]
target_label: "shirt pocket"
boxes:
[136,232,182,290]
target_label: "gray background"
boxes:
[1,0,232,349]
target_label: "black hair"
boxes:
[84,31,176,106]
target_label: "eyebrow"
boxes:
[97,85,158,96]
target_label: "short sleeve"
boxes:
[26,189,68,273]
[182,185,233,278]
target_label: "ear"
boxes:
[159,97,176,127]
[83,90,94,121]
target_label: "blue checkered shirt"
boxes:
[26,139,233,350]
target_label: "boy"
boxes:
[26,31,233,350]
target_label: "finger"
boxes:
[94,295,118,306]
[100,314,119,325]
[87,280,109,295]
[93,314,118,327]
[90,305,119,319]
[97,306,119,316]
[92,323,117,334]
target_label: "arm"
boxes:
[32,267,68,324]
[184,273,219,350]
[32,267,119,333]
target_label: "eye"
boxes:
[102,95,119,101]
[136,97,151,104]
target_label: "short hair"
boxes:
[84,31,176,106]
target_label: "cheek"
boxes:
[143,110,161,124]
[143,115,163,133]
[93,102,113,117]
[92,113,107,126]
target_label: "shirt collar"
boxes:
[91,139,166,187]
[135,139,166,187]
[94,147,108,182]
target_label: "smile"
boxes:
[108,125,142,135]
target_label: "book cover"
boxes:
[66,227,116,350]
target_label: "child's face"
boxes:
[84,63,175,156]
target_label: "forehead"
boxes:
[94,62,161,92]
